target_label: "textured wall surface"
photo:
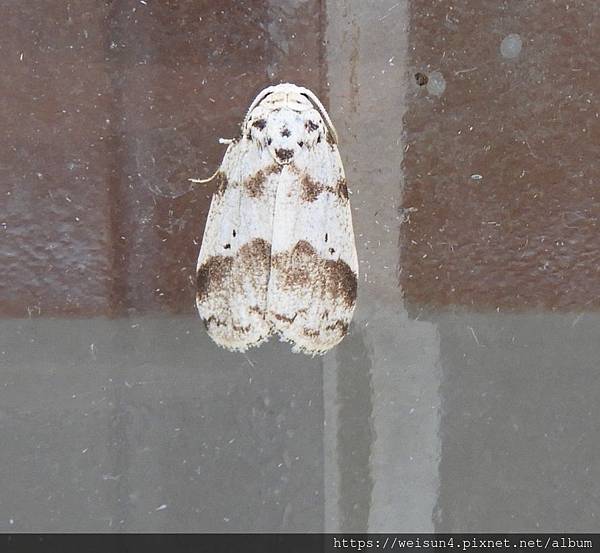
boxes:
[1,0,599,533]
[401,0,600,311]
[0,0,323,317]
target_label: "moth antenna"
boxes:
[189,167,220,184]
[189,138,234,183]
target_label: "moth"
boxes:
[194,83,358,355]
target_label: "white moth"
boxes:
[195,83,358,355]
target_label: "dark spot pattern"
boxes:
[326,130,336,146]
[275,148,294,162]
[274,312,297,324]
[305,120,319,132]
[325,320,349,334]
[301,174,324,202]
[414,72,428,86]
[249,305,265,316]
[203,315,226,330]
[267,163,283,175]
[281,127,291,137]
[336,178,349,200]
[214,172,229,196]
[252,118,267,130]
[245,170,266,197]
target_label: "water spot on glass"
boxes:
[427,71,446,96]
[500,33,522,59]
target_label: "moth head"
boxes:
[242,83,338,165]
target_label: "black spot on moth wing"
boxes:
[273,240,357,308]
[281,127,291,137]
[305,120,319,132]
[252,118,267,130]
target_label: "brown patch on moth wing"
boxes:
[272,240,315,288]
[324,259,357,308]
[197,255,233,302]
[244,164,283,197]
[325,320,349,334]
[266,163,283,176]
[336,178,349,200]
[238,237,271,268]
[214,172,229,196]
[244,170,266,198]
[302,328,320,338]
[203,315,227,330]
[326,130,336,146]
[273,240,357,309]
[198,237,271,309]
[301,174,324,202]
[232,323,251,333]
[273,312,297,324]
[249,305,265,316]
